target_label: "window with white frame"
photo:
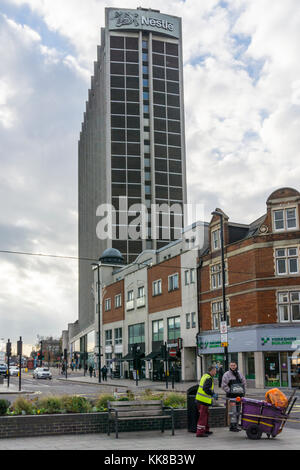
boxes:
[153,279,162,296]
[105,298,111,311]
[105,329,112,346]
[184,269,195,285]
[137,286,145,298]
[210,262,228,289]
[115,293,122,308]
[186,313,190,329]
[273,208,297,231]
[212,228,221,250]
[127,290,134,301]
[211,299,229,330]
[168,273,179,291]
[114,328,122,345]
[152,319,164,342]
[137,285,146,307]
[275,247,299,275]
[278,291,300,322]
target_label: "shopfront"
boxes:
[197,326,300,388]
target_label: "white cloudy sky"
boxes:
[0,0,300,351]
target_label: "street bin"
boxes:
[0,376,4,385]
[187,384,199,432]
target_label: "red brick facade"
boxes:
[199,187,300,332]
[148,255,182,314]
[102,279,124,324]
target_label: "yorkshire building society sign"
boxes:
[107,8,180,39]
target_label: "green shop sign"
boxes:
[261,336,297,346]
[197,340,221,350]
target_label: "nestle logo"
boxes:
[114,11,139,27]
[113,11,174,32]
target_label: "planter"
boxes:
[0,407,226,439]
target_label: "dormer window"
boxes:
[212,228,221,250]
[273,207,297,231]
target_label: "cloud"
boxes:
[1,0,300,346]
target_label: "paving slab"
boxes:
[0,427,298,450]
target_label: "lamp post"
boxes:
[92,262,101,383]
[211,210,229,372]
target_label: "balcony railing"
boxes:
[126,300,134,311]
[136,296,146,308]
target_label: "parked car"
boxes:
[33,367,52,380]
[9,366,19,377]
[0,364,7,376]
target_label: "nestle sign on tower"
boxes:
[107,8,180,39]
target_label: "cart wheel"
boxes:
[246,424,262,440]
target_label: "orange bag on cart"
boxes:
[265,388,288,409]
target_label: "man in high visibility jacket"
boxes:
[195,366,218,437]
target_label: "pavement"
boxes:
[0,426,298,450]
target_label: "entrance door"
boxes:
[288,355,300,388]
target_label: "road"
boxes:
[1,369,113,403]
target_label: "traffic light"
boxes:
[6,340,11,356]
[63,348,68,361]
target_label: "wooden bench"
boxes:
[107,400,175,438]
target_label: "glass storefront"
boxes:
[264,351,300,387]
[245,352,255,380]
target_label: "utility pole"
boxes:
[6,339,11,388]
[211,210,229,372]
[17,337,22,392]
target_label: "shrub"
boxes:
[163,393,186,409]
[95,394,115,411]
[0,399,10,415]
[11,397,35,415]
[60,395,92,414]
[36,396,63,414]
[140,390,163,401]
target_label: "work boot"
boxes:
[229,426,241,432]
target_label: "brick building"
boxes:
[65,222,207,382]
[197,187,300,388]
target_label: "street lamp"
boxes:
[92,262,102,383]
[211,210,229,372]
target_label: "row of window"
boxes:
[110,63,179,81]
[211,208,298,253]
[111,91,180,107]
[211,290,300,330]
[110,51,179,69]
[104,273,182,312]
[104,316,181,348]
[111,77,180,94]
[111,103,181,120]
[110,37,178,57]
[209,247,300,288]
[111,133,181,149]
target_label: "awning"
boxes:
[144,351,159,360]
[121,353,133,361]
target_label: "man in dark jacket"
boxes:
[222,362,246,432]
[195,366,218,437]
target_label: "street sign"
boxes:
[220,321,227,335]
[220,333,228,343]
[169,348,177,357]
[221,342,228,347]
